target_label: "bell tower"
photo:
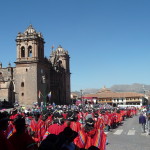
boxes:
[50,45,71,104]
[14,25,48,106]
[16,25,45,62]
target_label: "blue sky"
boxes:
[0,0,150,91]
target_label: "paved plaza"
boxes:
[106,114,150,150]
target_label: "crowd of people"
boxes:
[0,103,138,150]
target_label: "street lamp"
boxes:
[42,75,46,111]
[80,89,83,105]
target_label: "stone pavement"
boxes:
[106,115,150,150]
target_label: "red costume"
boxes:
[75,128,106,150]
[5,122,15,139]
[0,130,15,150]
[9,131,37,150]
[94,116,105,130]
[69,121,81,132]
[30,119,42,142]
[38,120,47,142]
[43,123,66,140]
[10,113,19,121]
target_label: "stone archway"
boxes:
[113,103,117,107]
[8,81,15,105]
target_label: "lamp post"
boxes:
[80,89,83,105]
[142,85,148,106]
[42,75,46,111]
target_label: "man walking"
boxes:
[139,113,146,133]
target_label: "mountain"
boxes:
[110,83,150,93]
[72,83,150,95]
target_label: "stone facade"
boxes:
[0,25,71,106]
[0,64,15,105]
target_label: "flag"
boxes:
[38,90,42,99]
[48,91,51,98]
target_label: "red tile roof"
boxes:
[83,87,144,99]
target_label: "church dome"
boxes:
[24,24,36,34]
[54,45,69,55]
[16,25,44,41]
[56,45,65,52]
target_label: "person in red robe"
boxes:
[0,112,15,150]
[77,111,84,123]
[5,121,15,139]
[76,118,106,150]
[37,114,48,142]
[10,108,19,121]
[65,111,81,144]
[65,111,81,132]
[95,112,105,130]
[29,113,41,143]
[62,109,67,119]
[111,110,118,128]
[43,112,66,140]
[39,127,78,150]
[45,112,53,129]
[9,115,38,150]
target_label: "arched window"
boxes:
[21,46,25,57]
[0,72,2,80]
[21,82,24,87]
[0,72,4,82]
[28,46,32,57]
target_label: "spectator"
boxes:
[139,113,146,133]
[9,115,38,150]
[39,127,78,150]
[0,112,15,150]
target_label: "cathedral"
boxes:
[0,25,71,106]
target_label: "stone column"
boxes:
[17,43,20,61]
[25,42,28,60]
[35,42,38,60]
[33,40,35,60]
[61,57,66,70]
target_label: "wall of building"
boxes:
[15,63,38,106]
[37,62,51,105]
[0,88,8,101]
